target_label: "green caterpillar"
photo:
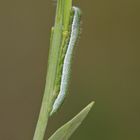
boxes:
[50,6,81,115]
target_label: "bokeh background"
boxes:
[0,0,140,139]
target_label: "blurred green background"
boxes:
[0,0,140,140]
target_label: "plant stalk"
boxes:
[33,0,72,140]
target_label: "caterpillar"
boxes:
[50,6,81,115]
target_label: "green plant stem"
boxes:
[33,0,72,140]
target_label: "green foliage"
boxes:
[33,1,94,140]
[48,102,94,140]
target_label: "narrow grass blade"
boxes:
[48,101,95,140]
